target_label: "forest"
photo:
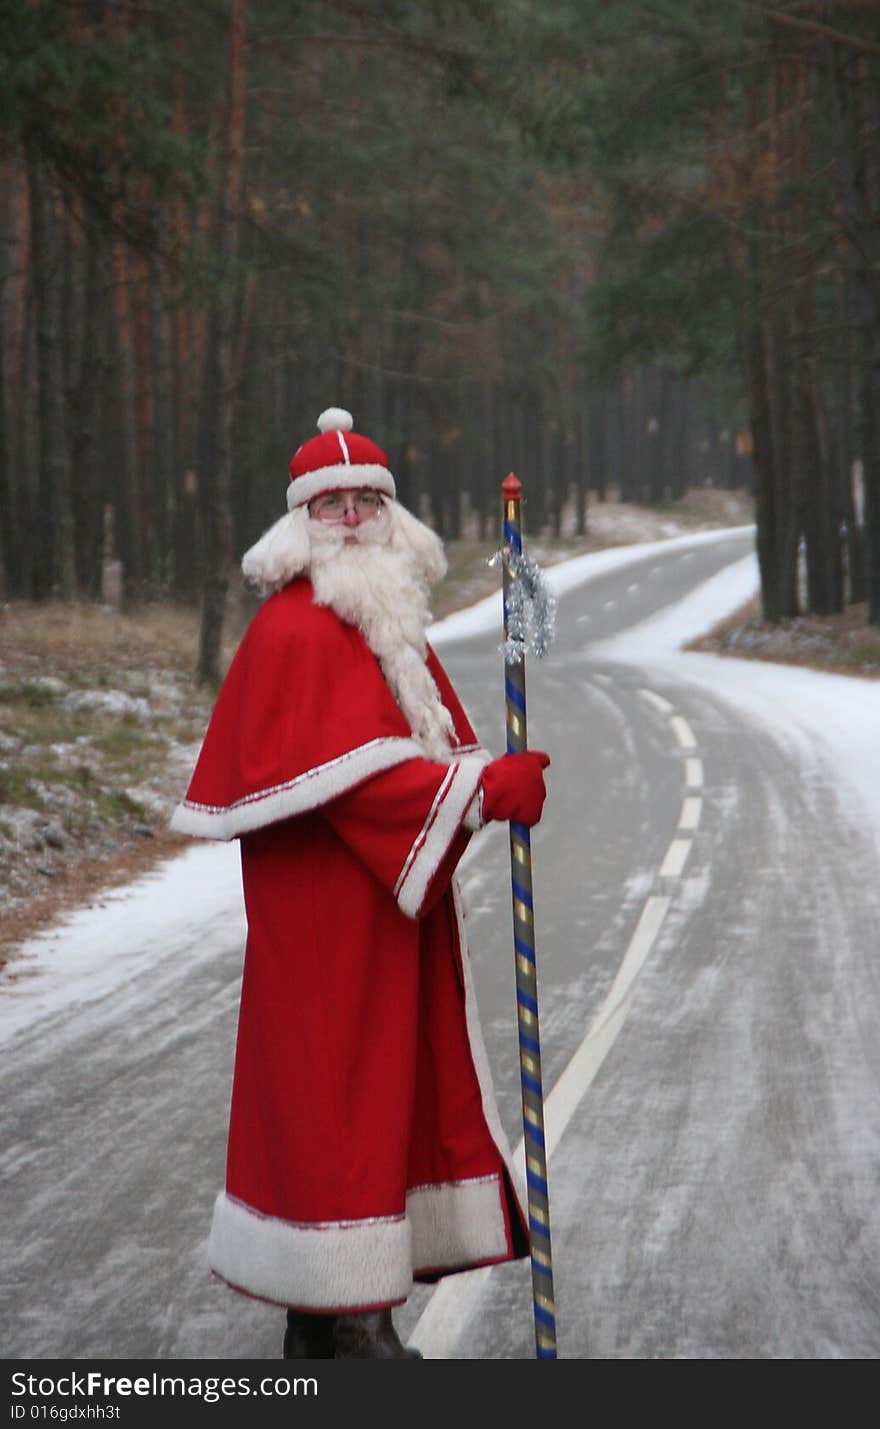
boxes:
[1,1,878,681]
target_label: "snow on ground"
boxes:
[428,524,756,647]
[591,548,880,859]
[3,522,879,1043]
[0,839,244,1043]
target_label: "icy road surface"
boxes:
[3,525,880,1359]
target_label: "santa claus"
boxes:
[171,408,550,1359]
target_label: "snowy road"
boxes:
[3,525,880,1360]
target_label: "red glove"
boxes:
[479,751,551,827]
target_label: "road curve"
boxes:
[4,528,879,1360]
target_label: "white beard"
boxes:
[241,501,457,761]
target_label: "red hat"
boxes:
[287,408,396,511]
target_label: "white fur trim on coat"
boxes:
[208,1192,412,1310]
[408,1174,511,1273]
[393,753,489,918]
[169,736,425,840]
[286,465,396,510]
[207,1171,513,1310]
[462,784,485,832]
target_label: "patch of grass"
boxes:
[0,695,83,743]
[88,722,156,759]
[657,488,754,523]
[0,598,244,680]
[48,765,144,823]
[0,766,47,809]
[0,755,147,825]
[0,680,64,710]
[94,788,147,823]
[653,501,725,529]
[838,640,880,672]
[689,597,880,679]
[434,542,500,619]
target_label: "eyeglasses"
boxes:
[309,491,383,523]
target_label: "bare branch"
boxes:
[753,3,880,59]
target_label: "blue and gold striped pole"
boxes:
[500,471,557,1360]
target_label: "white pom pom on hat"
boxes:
[316,407,354,435]
[287,407,396,511]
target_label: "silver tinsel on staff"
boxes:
[489,547,557,665]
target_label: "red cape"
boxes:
[171,578,484,844]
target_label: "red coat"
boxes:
[172,580,528,1311]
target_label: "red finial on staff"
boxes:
[502,472,522,500]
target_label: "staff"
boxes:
[500,471,558,1361]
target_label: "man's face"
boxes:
[307,489,384,538]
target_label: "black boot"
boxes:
[283,1308,337,1359]
[332,1309,422,1360]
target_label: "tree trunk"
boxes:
[586,385,607,503]
[197,0,246,686]
[571,394,588,536]
[109,229,144,596]
[69,228,110,596]
[149,248,177,593]
[26,144,75,599]
[644,365,667,503]
[616,374,637,502]
[0,276,11,595]
[859,348,880,625]
[744,321,774,620]
[835,272,864,603]
[132,227,157,587]
[794,341,838,615]
[0,150,32,593]
[520,385,544,532]
[665,377,690,500]
[0,152,18,594]
[766,319,799,618]
[825,38,880,618]
[472,378,496,540]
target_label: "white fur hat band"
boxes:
[286,408,396,511]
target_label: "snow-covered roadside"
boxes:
[428,523,757,648]
[0,839,244,1042]
[591,549,880,862]
[4,521,878,1045]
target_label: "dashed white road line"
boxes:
[678,795,702,830]
[410,888,675,1358]
[685,756,704,789]
[638,688,674,716]
[410,681,706,1358]
[671,714,697,750]
[645,697,702,882]
[660,837,692,878]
